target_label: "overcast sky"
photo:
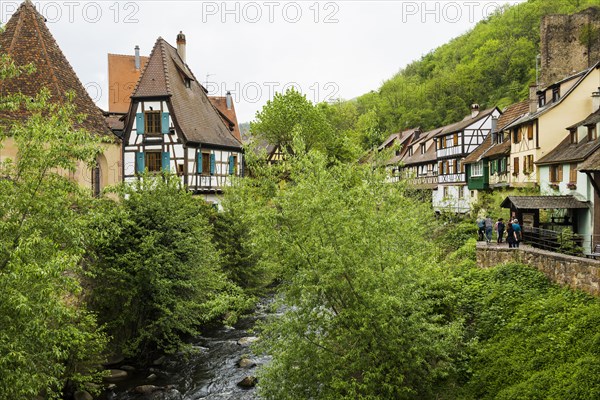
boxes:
[2,0,524,122]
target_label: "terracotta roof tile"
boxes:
[501,195,589,210]
[131,38,241,149]
[0,1,113,136]
[537,135,600,166]
[209,96,241,141]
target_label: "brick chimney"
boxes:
[176,31,186,63]
[593,88,600,111]
[529,84,538,114]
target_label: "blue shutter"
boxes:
[197,152,203,174]
[228,155,235,175]
[161,151,170,172]
[161,112,170,134]
[136,152,145,173]
[210,154,216,175]
[136,113,144,134]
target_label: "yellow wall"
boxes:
[0,137,122,193]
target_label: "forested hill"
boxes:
[345,0,600,149]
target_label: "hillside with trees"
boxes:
[322,0,600,150]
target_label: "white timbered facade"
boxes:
[122,36,243,203]
[433,105,501,213]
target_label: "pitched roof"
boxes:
[463,101,530,164]
[567,108,600,130]
[435,107,498,137]
[505,63,600,130]
[131,38,241,149]
[500,195,589,210]
[0,1,113,136]
[536,135,600,166]
[401,127,442,166]
[209,95,241,141]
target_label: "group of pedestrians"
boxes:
[476,216,522,247]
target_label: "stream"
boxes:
[98,299,273,400]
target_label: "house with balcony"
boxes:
[378,128,420,182]
[399,127,441,190]
[464,101,530,195]
[432,105,501,213]
[504,62,600,188]
[121,33,243,204]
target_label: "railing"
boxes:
[436,146,462,158]
[438,173,465,183]
[522,226,586,256]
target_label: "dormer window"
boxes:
[538,93,546,108]
[145,110,161,135]
[184,78,191,88]
[589,125,597,141]
[407,147,413,156]
[420,143,426,154]
[570,129,577,144]
[552,87,560,102]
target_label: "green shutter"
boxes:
[197,152,203,174]
[136,113,144,134]
[161,112,170,134]
[136,152,145,173]
[228,155,235,175]
[490,160,496,175]
[161,152,170,172]
[210,154,216,175]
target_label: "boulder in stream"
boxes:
[73,390,93,400]
[103,369,128,383]
[237,357,257,368]
[237,336,259,346]
[237,375,258,388]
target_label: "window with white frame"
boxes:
[471,160,484,177]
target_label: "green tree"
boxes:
[88,175,249,358]
[248,151,463,399]
[0,89,107,399]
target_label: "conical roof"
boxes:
[131,37,241,149]
[0,1,112,135]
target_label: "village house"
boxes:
[504,63,600,188]
[378,128,420,182]
[464,101,530,193]
[399,126,441,191]
[0,1,122,195]
[433,105,501,213]
[121,33,243,204]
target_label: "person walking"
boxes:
[512,219,522,248]
[485,216,493,244]
[496,218,505,244]
[476,217,485,241]
[506,221,515,248]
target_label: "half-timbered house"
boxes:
[378,128,420,183]
[122,34,243,204]
[433,105,501,213]
[400,127,442,190]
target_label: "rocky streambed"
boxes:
[96,299,273,400]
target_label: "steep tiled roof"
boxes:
[0,1,113,136]
[131,38,241,149]
[501,195,589,210]
[435,107,498,137]
[505,63,600,130]
[209,96,241,141]
[567,109,600,129]
[401,127,442,166]
[536,136,600,166]
[464,101,530,164]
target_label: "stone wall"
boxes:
[476,243,600,296]
[540,7,600,87]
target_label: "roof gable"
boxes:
[0,1,112,135]
[130,37,241,149]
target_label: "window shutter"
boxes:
[527,124,534,140]
[558,165,563,181]
[136,113,144,134]
[161,151,170,172]
[197,152,203,174]
[513,157,519,175]
[161,112,170,134]
[228,155,235,175]
[210,154,216,175]
[438,161,443,174]
[490,160,496,175]
[136,152,145,173]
